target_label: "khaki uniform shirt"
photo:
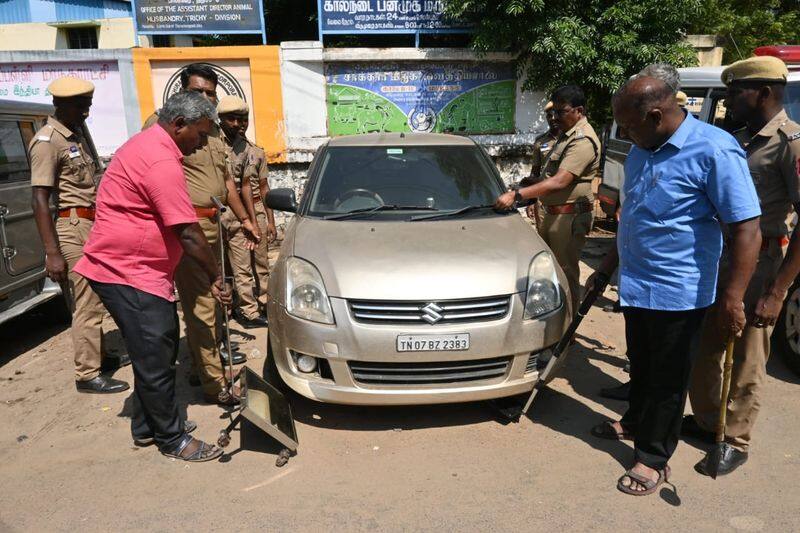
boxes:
[143,112,229,208]
[28,116,97,209]
[733,110,800,238]
[228,137,269,200]
[519,130,558,188]
[539,117,600,206]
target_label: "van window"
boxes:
[0,121,31,183]
[786,83,800,123]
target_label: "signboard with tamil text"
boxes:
[318,0,471,35]
[0,61,127,156]
[132,0,265,39]
[325,62,516,136]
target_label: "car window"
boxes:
[306,145,506,217]
[0,120,32,183]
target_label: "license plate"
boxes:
[396,334,470,352]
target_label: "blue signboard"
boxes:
[132,0,266,43]
[318,0,471,36]
[326,62,516,136]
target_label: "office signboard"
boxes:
[318,0,470,35]
[132,0,266,40]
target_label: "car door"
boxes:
[0,115,46,278]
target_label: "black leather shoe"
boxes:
[220,346,247,365]
[76,375,130,394]
[694,446,748,476]
[101,353,131,371]
[234,310,268,329]
[599,381,630,401]
[681,415,716,443]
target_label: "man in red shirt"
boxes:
[75,92,230,462]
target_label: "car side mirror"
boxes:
[266,188,297,213]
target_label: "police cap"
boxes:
[48,76,94,98]
[217,95,249,115]
[721,56,788,86]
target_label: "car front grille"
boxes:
[348,296,511,325]
[349,357,511,385]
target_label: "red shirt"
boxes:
[75,124,197,301]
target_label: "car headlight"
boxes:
[524,251,562,319]
[286,257,334,324]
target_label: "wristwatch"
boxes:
[514,190,523,204]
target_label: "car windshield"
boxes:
[305,145,507,219]
[786,81,800,123]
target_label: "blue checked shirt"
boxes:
[618,112,761,310]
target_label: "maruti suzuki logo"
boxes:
[420,303,443,324]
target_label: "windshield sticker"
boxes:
[387,148,403,154]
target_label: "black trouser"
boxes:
[620,306,708,470]
[89,281,184,451]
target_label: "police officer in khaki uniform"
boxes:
[687,56,800,476]
[144,64,259,405]
[519,101,561,228]
[217,96,277,328]
[30,77,129,394]
[495,85,600,315]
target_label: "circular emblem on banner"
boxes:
[162,62,247,104]
[408,106,437,133]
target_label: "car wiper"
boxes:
[324,204,439,220]
[410,204,497,221]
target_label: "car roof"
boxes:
[0,99,53,116]
[678,66,800,88]
[327,132,476,147]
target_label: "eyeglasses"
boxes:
[551,106,575,117]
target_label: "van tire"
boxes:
[773,280,800,377]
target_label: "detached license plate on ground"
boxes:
[396,334,470,352]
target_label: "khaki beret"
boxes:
[721,56,788,85]
[48,76,94,98]
[217,95,249,115]
[676,91,688,107]
[544,101,554,112]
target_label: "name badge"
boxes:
[69,146,81,159]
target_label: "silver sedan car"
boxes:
[265,133,571,405]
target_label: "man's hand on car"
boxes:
[494,191,516,210]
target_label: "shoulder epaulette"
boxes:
[36,125,54,142]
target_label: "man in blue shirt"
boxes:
[587,76,762,496]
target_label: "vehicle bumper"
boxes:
[266,295,568,405]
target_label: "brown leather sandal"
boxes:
[590,420,633,441]
[617,465,671,496]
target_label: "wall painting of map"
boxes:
[325,62,516,136]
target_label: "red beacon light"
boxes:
[754,46,800,65]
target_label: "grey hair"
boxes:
[158,91,217,124]
[635,63,681,94]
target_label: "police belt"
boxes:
[58,207,95,221]
[194,206,218,220]
[543,202,593,215]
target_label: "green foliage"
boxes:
[444,0,702,124]
[692,1,800,62]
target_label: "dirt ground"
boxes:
[1,234,799,532]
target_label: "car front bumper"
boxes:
[266,295,568,405]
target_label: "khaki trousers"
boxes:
[56,215,107,381]
[539,210,593,315]
[223,203,270,319]
[689,243,784,451]
[174,217,225,396]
